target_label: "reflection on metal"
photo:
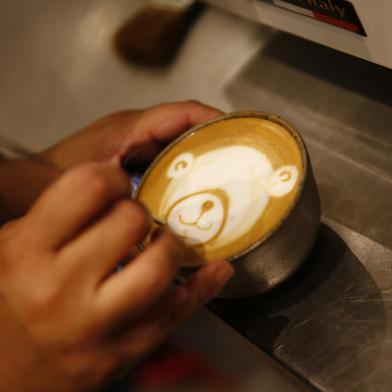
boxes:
[210,219,392,391]
[211,29,392,391]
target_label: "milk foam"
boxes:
[160,145,298,253]
[167,193,224,245]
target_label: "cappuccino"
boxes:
[137,115,304,264]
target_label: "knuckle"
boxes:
[185,99,202,108]
[109,202,151,247]
[97,110,137,132]
[143,263,172,296]
[160,230,186,265]
[0,229,27,274]
[25,285,59,323]
[118,201,150,233]
[152,271,172,294]
[116,209,139,242]
[117,200,143,222]
[69,166,109,202]
[103,110,131,122]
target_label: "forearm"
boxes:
[0,158,58,225]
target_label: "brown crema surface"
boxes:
[137,117,304,263]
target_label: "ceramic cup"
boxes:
[134,112,321,298]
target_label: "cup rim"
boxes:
[135,111,308,263]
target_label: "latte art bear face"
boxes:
[137,116,304,263]
[166,192,226,245]
[162,146,298,253]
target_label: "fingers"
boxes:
[26,163,131,249]
[163,261,234,328]
[95,228,187,323]
[120,101,224,165]
[58,199,151,283]
[117,261,234,357]
[115,286,191,359]
[138,100,224,142]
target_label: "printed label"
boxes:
[256,0,366,36]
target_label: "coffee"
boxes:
[136,115,304,264]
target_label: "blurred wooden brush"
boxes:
[113,0,204,66]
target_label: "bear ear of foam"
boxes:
[268,165,298,198]
[167,152,194,179]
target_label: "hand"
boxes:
[0,163,233,392]
[0,100,222,223]
[43,100,223,168]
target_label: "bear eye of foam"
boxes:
[137,116,303,264]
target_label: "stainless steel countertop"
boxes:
[206,10,392,392]
[1,1,391,390]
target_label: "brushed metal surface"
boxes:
[210,219,392,391]
[223,32,392,250]
[211,28,392,391]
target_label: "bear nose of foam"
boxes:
[201,200,214,213]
